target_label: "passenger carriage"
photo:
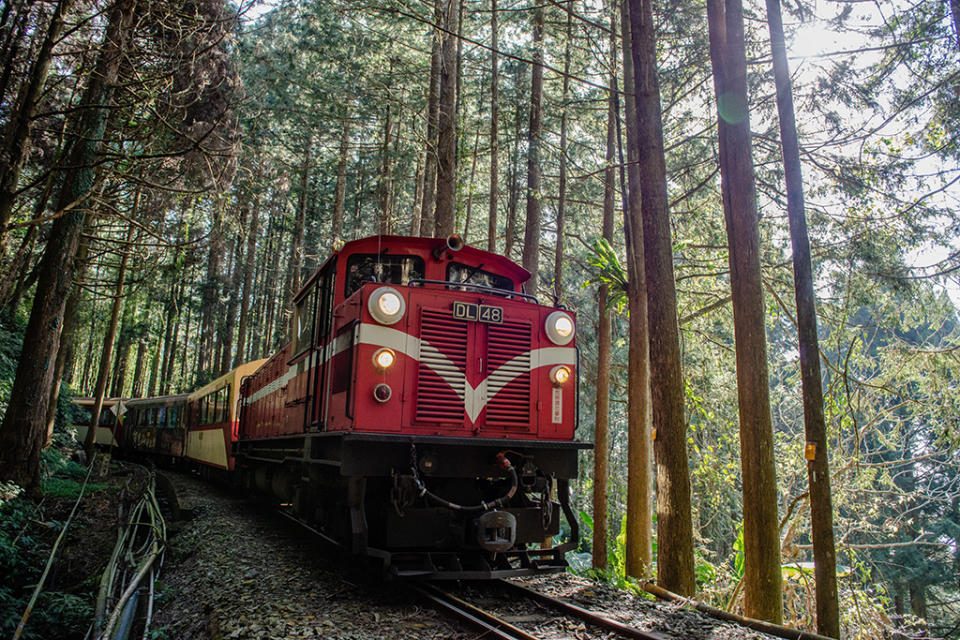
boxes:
[122,394,190,461]
[185,360,267,471]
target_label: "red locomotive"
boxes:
[82,235,587,579]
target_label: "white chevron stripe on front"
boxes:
[242,323,575,424]
[356,324,574,423]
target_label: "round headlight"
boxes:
[373,383,392,403]
[550,365,571,386]
[368,286,406,325]
[545,311,575,345]
[373,348,396,371]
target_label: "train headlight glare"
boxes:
[550,365,572,386]
[368,287,406,325]
[373,348,396,371]
[545,311,575,345]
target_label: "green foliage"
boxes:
[0,448,100,639]
[584,238,628,314]
[0,317,24,419]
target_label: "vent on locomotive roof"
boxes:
[415,308,467,423]
[484,320,531,426]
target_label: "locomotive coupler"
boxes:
[475,510,516,553]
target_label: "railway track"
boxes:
[413,579,671,640]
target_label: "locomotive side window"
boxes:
[316,262,335,341]
[446,262,513,291]
[293,284,318,356]
[344,254,425,297]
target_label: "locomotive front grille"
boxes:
[485,320,531,425]
[415,306,533,427]
[416,309,467,422]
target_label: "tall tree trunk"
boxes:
[378,108,394,235]
[765,0,839,634]
[522,5,544,295]
[706,0,783,621]
[0,1,30,110]
[110,296,133,398]
[592,16,618,570]
[419,25,441,234]
[627,0,695,594]
[235,201,260,368]
[434,0,459,237]
[198,205,224,380]
[43,230,91,447]
[411,147,425,236]
[220,224,244,374]
[333,119,350,244]
[164,279,184,393]
[147,326,160,397]
[131,339,147,397]
[288,136,311,304]
[0,0,76,253]
[462,120,481,240]
[554,7,573,303]
[84,224,135,459]
[620,0,654,580]
[951,0,960,51]
[504,76,524,260]
[0,0,136,489]
[487,0,499,252]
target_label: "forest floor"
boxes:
[151,472,787,640]
[151,471,467,640]
[0,453,149,640]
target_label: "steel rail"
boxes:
[411,583,541,640]
[498,579,671,640]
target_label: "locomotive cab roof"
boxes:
[294,235,531,304]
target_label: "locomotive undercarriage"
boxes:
[236,432,586,579]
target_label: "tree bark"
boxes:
[333,118,350,244]
[554,6,574,303]
[592,16,619,570]
[378,108,394,235]
[434,0,459,238]
[288,134,311,306]
[522,5,545,295]
[85,224,135,459]
[487,0,499,252]
[620,0,654,580]
[419,24,441,235]
[110,296,133,398]
[706,0,783,621]
[951,0,960,51]
[0,0,76,253]
[504,75,524,260]
[131,339,147,397]
[0,0,136,489]
[43,230,90,448]
[627,0,695,594]
[198,204,224,380]
[764,0,839,633]
[220,220,244,374]
[235,201,260,368]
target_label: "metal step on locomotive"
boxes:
[76,235,590,579]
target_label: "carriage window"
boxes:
[446,263,513,291]
[345,254,424,297]
[197,385,229,425]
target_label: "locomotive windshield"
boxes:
[446,262,513,291]
[345,253,425,296]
